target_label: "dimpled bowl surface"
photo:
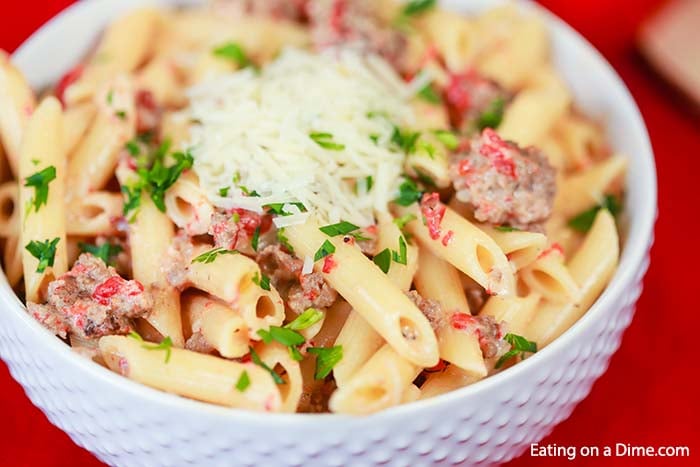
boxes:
[0,0,656,466]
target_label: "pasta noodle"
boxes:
[0,2,628,414]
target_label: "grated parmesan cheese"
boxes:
[186,47,416,227]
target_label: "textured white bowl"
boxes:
[0,1,656,466]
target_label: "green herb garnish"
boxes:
[78,242,122,266]
[434,130,460,151]
[393,177,423,206]
[494,225,521,232]
[235,370,250,392]
[257,326,306,347]
[476,97,505,131]
[191,247,239,264]
[285,308,324,331]
[373,248,392,274]
[391,236,408,265]
[249,346,284,384]
[142,336,174,363]
[252,272,271,291]
[252,226,261,252]
[24,166,56,213]
[310,132,345,151]
[417,82,442,104]
[319,221,361,237]
[494,333,537,369]
[314,239,336,262]
[307,346,343,380]
[394,213,417,230]
[25,237,60,273]
[567,195,621,233]
[213,42,250,68]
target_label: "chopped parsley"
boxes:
[314,239,336,262]
[392,126,421,154]
[125,139,140,156]
[251,226,261,251]
[115,110,127,120]
[567,195,622,233]
[494,225,521,232]
[25,238,60,273]
[285,308,324,331]
[122,143,194,221]
[417,82,442,104]
[365,175,374,192]
[264,202,306,216]
[476,97,505,131]
[24,166,56,213]
[319,221,361,237]
[212,42,250,68]
[393,177,423,206]
[121,185,142,222]
[391,236,408,265]
[277,228,295,254]
[310,132,345,151]
[373,248,392,274]
[239,185,260,197]
[308,346,343,380]
[235,370,250,392]
[129,333,174,364]
[252,272,271,291]
[434,129,460,151]
[402,0,436,16]
[394,213,417,230]
[218,186,230,197]
[495,333,537,369]
[191,247,239,264]
[249,346,284,384]
[257,326,305,347]
[78,242,122,266]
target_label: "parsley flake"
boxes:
[434,130,460,151]
[249,346,284,384]
[25,237,60,273]
[24,166,56,213]
[373,248,392,274]
[212,42,250,68]
[257,326,305,347]
[393,178,423,206]
[402,0,436,16]
[310,132,345,151]
[568,195,621,233]
[218,186,230,197]
[494,225,521,232]
[78,242,123,266]
[285,308,324,331]
[277,228,295,254]
[476,97,505,131]
[142,336,174,363]
[252,226,261,252]
[191,247,239,264]
[495,333,537,369]
[314,240,336,262]
[392,126,420,154]
[252,272,271,291]
[417,82,442,104]
[235,370,250,392]
[319,221,361,237]
[392,236,408,266]
[394,213,417,230]
[308,346,343,380]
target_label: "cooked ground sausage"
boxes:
[405,290,445,331]
[27,254,152,339]
[450,312,508,359]
[449,128,556,230]
[308,0,405,67]
[444,72,510,132]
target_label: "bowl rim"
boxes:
[1,0,657,424]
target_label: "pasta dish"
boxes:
[0,0,626,414]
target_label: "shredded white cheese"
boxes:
[186,47,416,227]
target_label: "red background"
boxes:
[1,1,698,465]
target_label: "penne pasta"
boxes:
[18,97,68,302]
[395,202,515,296]
[285,219,439,368]
[66,191,123,237]
[182,293,248,359]
[99,335,282,411]
[526,210,619,347]
[0,50,36,177]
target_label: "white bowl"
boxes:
[0,0,656,466]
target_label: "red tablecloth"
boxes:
[1,1,697,466]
